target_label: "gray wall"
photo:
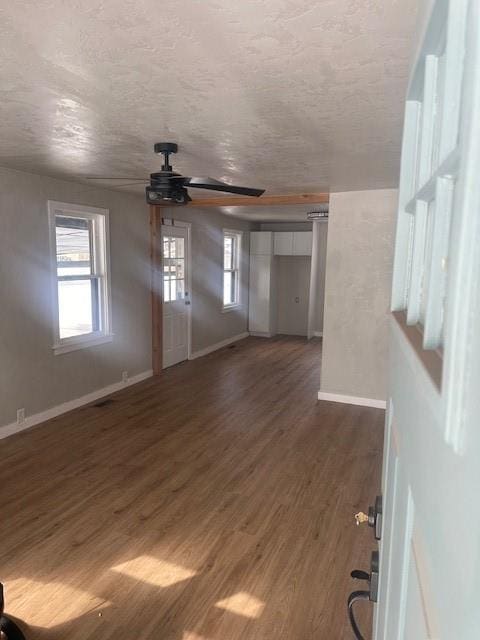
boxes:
[314,222,328,334]
[320,189,397,401]
[0,171,255,429]
[163,207,253,353]
[0,166,152,428]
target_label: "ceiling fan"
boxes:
[86,142,265,205]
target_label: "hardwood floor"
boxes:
[0,336,384,640]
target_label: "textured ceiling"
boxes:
[0,0,418,211]
[215,203,329,222]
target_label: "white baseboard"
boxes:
[317,390,386,409]
[0,370,153,441]
[189,332,249,360]
[248,331,274,338]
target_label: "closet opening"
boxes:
[248,210,328,362]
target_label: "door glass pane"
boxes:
[58,278,98,338]
[165,278,185,301]
[56,216,92,276]
[175,279,185,299]
[419,200,435,325]
[163,236,186,303]
[163,277,171,302]
[163,258,185,279]
[164,236,184,259]
[174,237,184,259]
[175,259,185,279]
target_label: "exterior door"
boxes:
[374,1,480,639]
[162,225,190,368]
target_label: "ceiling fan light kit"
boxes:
[87,143,265,206]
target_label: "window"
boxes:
[48,201,112,355]
[223,230,242,309]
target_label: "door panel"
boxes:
[162,226,190,368]
[403,548,429,640]
[375,1,480,639]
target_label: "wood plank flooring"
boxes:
[0,336,384,639]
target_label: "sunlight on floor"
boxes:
[111,555,196,587]
[5,578,110,626]
[215,591,265,619]
[182,633,208,640]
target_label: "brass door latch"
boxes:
[354,495,383,540]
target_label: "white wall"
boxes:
[320,189,397,401]
[0,166,152,429]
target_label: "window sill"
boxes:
[392,311,442,390]
[222,304,242,314]
[53,333,114,356]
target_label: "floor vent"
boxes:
[93,398,114,408]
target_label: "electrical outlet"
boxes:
[122,371,128,383]
[17,408,25,425]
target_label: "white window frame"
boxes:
[222,229,242,311]
[48,201,113,355]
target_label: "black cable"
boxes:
[347,590,370,640]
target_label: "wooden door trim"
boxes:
[150,206,162,375]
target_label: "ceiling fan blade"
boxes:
[182,177,264,197]
[103,182,150,188]
[85,177,149,181]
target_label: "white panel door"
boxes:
[162,225,190,368]
[248,254,273,334]
[273,231,293,255]
[371,2,480,640]
[292,231,313,256]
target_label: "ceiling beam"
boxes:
[185,192,329,208]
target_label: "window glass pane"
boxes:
[224,236,233,270]
[224,271,233,305]
[58,278,98,339]
[432,48,446,170]
[163,238,170,259]
[419,200,435,325]
[56,216,92,276]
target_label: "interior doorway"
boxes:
[161,223,191,368]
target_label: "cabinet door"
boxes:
[274,232,293,255]
[248,254,272,333]
[250,231,273,255]
[293,232,313,255]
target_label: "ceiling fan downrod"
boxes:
[154,142,178,173]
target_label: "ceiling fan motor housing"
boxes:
[145,184,191,205]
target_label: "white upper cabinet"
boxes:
[292,231,313,256]
[274,232,293,255]
[250,231,273,255]
[274,231,312,256]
